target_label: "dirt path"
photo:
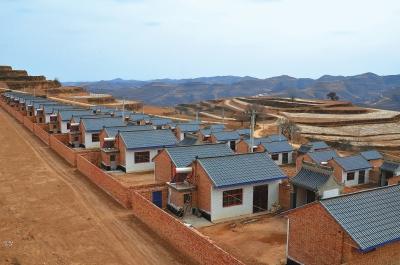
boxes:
[0,108,191,265]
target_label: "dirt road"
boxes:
[0,108,192,265]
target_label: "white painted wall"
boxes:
[342,169,370,187]
[45,114,51,124]
[210,180,280,222]
[268,151,293,165]
[125,149,159,173]
[322,188,339,199]
[84,132,101,148]
[60,121,68,133]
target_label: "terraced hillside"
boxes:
[176,96,400,150]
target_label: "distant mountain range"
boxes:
[63,73,400,110]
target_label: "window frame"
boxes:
[91,133,100,142]
[347,172,355,181]
[134,151,150,164]
[222,188,243,207]
[271,153,279,161]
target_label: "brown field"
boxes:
[0,108,191,265]
[198,215,287,265]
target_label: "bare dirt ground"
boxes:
[199,215,287,265]
[0,108,192,265]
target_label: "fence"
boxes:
[130,191,245,265]
[76,153,131,208]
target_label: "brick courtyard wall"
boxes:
[130,183,168,209]
[130,191,245,265]
[49,135,79,166]
[15,110,24,123]
[33,123,50,145]
[23,116,34,132]
[388,175,400,185]
[76,153,131,208]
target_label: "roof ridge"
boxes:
[196,151,265,161]
[167,143,226,149]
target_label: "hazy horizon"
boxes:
[1,0,400,81]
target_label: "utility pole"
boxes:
[249,110,255,153]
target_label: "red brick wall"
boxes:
[388,175,400,185]
[23,116,34,132]
[327,159,344,183]
[191,161,212,212]
[287,203,345,265]
[15,110,24,123]
[33,123,50,145]
[130,183,168,209]
[153,150,174,183]
[49,135,79,166]
[236,140,249,154]
[130,191,245,265]
[77,152,131,208]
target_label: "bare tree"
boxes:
[277,117,300,141]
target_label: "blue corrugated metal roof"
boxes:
[176,123,200,133]
[236,128,251,136]
[360,150,383,161]
[299,141,330,153]
[291,164,333,191]
[120,129,178,150]
[58,109,94,121]
[212,131,241,141]
[308,149,338,164]
[150,118,173,126]
[381,161,400,172]
[166,144,234,167]
[198,152,286,188]
[262,141,293,154]
[321,185,400,251]
[44,105,76,114]
[130,113,151,122]
[104,125,154,137]
[82,117,125,132]
[333,155,372,171]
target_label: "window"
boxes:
[134,151,150,163]
[110,155,116,162]
[223,189,243,207]
[67,123,71,130]
[347,172,355,181]
[271,154,279,161]
[229,141,236,151]
[358,170,365,184]
[91,133,100,142]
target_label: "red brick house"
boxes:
[286,185,400,265]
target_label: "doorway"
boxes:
[282,152,289,164]
[253,184,269,213]
[152,191,163,208]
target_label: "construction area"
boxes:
[0,107,191,265]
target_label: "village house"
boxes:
[296,149,338,170]
[286,185,400,265]
[209,130,241,151]
[327,155,372,187]
[236,134,288,153]
[56,109,94,133]
[360,150,383,183]
[256,140,294,165]
[379,160,400,186]
[152,144,234,215]
[187,152,287,222]
[290,162,342,208]
[129,113,151,125]
[149,117,173,129]
[107,129,178,173]
[24,99,48,118]
[100,125,155,170]
[75,117,126,148]
[174,122,201,141]
[197,124,225,142]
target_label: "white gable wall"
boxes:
[60,121,68,133]
[84,132,100,149]
[125,149,159,173]
[210,180,280,222]
[342,169,370,187]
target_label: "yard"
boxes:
[198,215,287,265]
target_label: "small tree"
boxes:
[327,91,339,101]
[277,117,300,141]
[53,78,62,87]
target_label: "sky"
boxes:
[0,0,399,81]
